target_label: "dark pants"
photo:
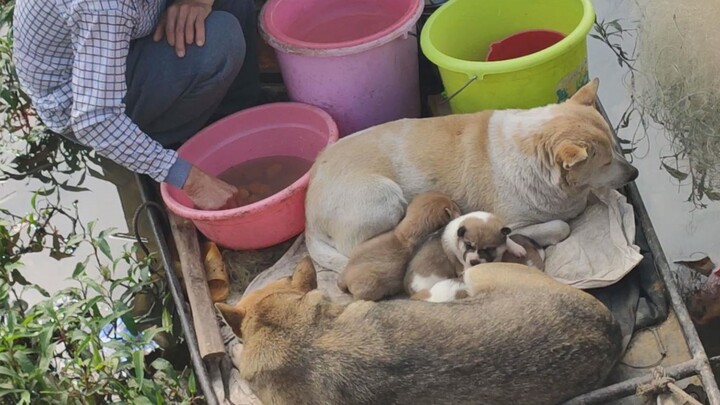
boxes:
[124,0,261,147]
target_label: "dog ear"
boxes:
[291,256,318,293]
[457,225,466,238]
[556,143,588,170]
[445,207,460,220]
[215,302,246,336]
[569,78,599,106]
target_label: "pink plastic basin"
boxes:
[260,0,423,136]
[160,102,339,250]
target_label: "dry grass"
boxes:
[634,0,720,205]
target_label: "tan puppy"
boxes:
[404,211,524,296]
[404,232,461,297]
[338,192,461,301]
[216,258,623,405]
[305,79,639,271]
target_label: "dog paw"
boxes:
[506,236,527,257]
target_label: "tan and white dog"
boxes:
[404,211,525,296]
[405,212,565,298]
[305,79,638,271]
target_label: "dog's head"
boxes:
[532,79,639,190]
[446,212,511,268]
[216,256,318,340]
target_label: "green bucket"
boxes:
[420,0,595,113]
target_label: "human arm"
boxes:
[68,3,239,210]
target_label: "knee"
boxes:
[198,11,246,78]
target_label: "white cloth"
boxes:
[544,189,643,289]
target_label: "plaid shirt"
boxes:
[13,0,190,186]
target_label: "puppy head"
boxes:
[401,192,462,237]
[533,79,639,190]
[216,256,318,339]
[450,213,510,267]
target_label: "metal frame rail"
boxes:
[135,176,221,405]
[561,102,720,404]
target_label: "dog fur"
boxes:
[305,79,639,271]
[409,277,469,302]
[216,258,623,405]
[404,231,461,296]
[337,192,461,301]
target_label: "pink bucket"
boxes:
[160,103,339,250]
[260,0,424,136]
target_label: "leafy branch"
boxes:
[591,16,720,208]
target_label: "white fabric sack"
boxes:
[544,188,644,289]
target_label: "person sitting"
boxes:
[13,0,263,209]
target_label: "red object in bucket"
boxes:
[486,30,566,62]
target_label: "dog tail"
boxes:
[305,230,349,272]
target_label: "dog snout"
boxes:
[626,165,639,182]
[464,250,481,267]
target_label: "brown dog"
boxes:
[216,258,623,405]
[338,192,461,301]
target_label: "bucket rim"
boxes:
[159,102,340,221]
[419,0,595,77]
[259,0,424,57]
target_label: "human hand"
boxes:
[153,0,214,58]
[183,165,249,210]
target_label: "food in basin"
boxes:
[160,102,339,250]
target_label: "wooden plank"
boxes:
[168,211,225,360]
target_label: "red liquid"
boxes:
[486,30,566,62]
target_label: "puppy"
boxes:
[444,211,526,267]
[216,258,623,405]
[338,192,461,301]
[404,211,524,296]
[305,79,639,271]
[502,234,546,271]
[404,231,462,296]
[410,278,469,302]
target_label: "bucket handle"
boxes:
[442,75,478,104]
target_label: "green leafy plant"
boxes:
[0,0,33,137]
[0,184,202,404]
